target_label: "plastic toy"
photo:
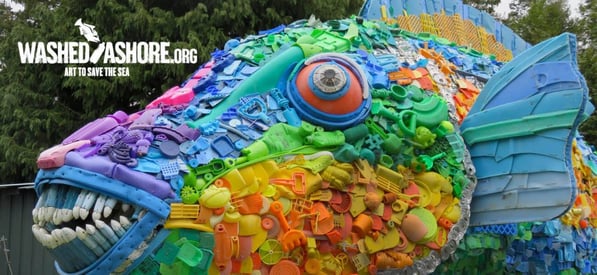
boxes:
[31,0,592,274]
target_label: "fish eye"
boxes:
[287,53,371,130]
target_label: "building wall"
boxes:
[0,187,57,275]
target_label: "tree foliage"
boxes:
[463,0,501,15]
[0,0,363,183]
[577,0,597,144]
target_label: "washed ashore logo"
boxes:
[17,18,198,77]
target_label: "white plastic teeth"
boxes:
[31,184,142,272]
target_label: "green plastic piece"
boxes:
[130,257,160,275]
[334,144,360,163]
[198,232,215,249]
[365,118,389,139]
[155,241,180,265]
[344,23,360,41]
[343,124,370,143]
[177,242,204,268]
[461,109,579,145]
[411,95,449,129]
[415,152,445,171]
[413,126,437,149]
[381,134,402,154]
[360,148,376,165]
[379,154,394,168]
[311,29,351,52]
[159,261,190,275]
[180,186,200,204]
[305,131,346,147]
[397,110,417,137]
[187,46,305,128]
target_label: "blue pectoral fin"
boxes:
[461,33,591,226]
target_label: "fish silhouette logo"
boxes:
[74,18,100,43]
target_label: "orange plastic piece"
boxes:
[388,69,414,85]
[281,230,307,252]
[310,202,334,235]
[325,229,343,245]
[214,178,231,189]
[352,214,373,238]
[270,259,301,275]
[232,193,264,215]
[214,223,233,271]
[269,201,290,232]
[295,61,364,115]
[270,172,307,195]
[194,205,213,224]
[261,217,274,230]
[213,207,225,216]
[438,217,453,229]
[251,252,262,270]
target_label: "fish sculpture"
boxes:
[31,0,592,274]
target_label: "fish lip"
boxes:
[34,165,171,274]
[35,165,171,219]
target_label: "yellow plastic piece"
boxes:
[442,198,461,223]
[349,184,368,217]
[240,254,253,274]
[238,165,260,196]
[320,253,342,275]
[420,13,439,36]
[169,203,200,219]
[309,189,333,201]
[365,228,401,254]
[199,185,231,208]
[415,172,451,206]
[262,185,277,197]
[164,219,213,232]
[375,165,405,195]
[223,208,242,223]
[477,26,490,54]
[380,5,388,21]
[222,169,248,195]
[238,215,262,236]
[251,227,268,252]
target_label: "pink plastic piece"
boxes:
[37,140,91,169]
[129,109,162,130]
[192,61,214,79]
[146,87,194,109]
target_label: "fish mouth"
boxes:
[33,166,171,274]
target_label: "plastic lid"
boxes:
[159,140,180,158]
[270,259,301,275]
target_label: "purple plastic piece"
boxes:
[159,140,180,158]
[62,111,128,145]
[64,151,174,199]
[129,109,162,130]
[175,124,200,141]
[151,126,187,144]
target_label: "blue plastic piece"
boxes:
[211,136,235,157]
[462,33,590,226]
[258,24,286,35]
